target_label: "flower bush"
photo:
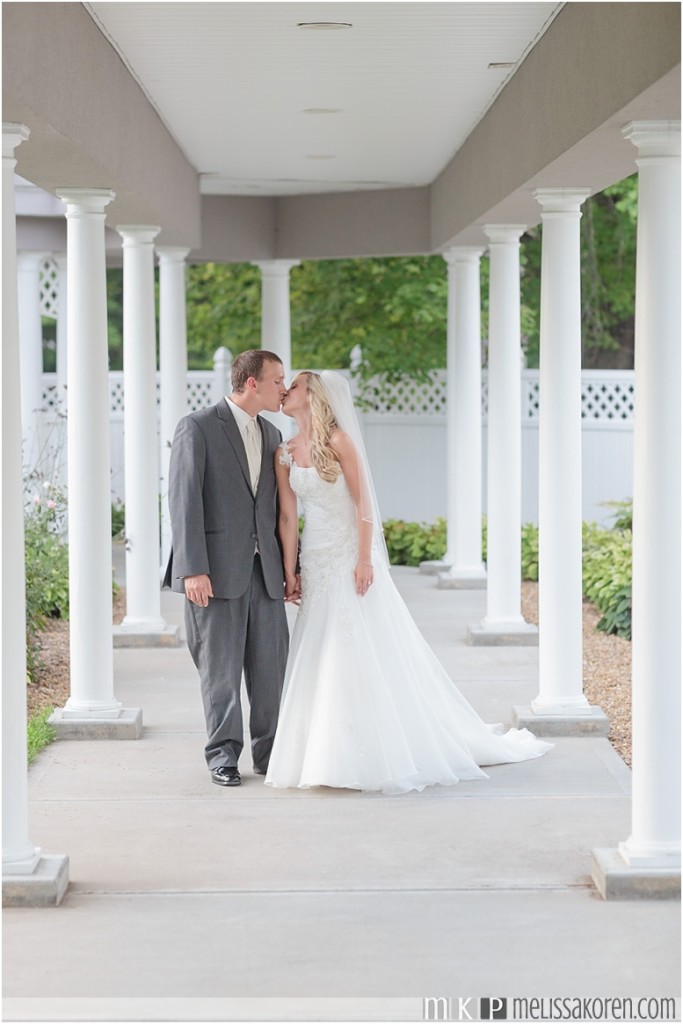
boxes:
[24,483,69,681]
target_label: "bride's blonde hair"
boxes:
[299,372,342,483]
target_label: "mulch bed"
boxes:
[28,582,632,766]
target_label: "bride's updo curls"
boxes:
[300,372,342,483]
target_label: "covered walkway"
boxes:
[3,553,679,1021]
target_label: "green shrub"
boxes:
[582,522,632,639]
[521,522,539,581]
[24,485,70,681]
[600,498,633,531]
[382,517,446,566]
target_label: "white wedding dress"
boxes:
[265,446,553,794]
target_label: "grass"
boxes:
[27,706,57,764]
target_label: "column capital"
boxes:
[533,188,591,215]
[2,122,30,159]
[623,120,681,160]
[116,225,161,246]
[157,246,190,265]
[252,259,301,277]
[56,189,115,217]
[442,246,485,266]
[483,224,526,246]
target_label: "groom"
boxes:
[164,349,290,787]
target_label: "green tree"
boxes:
[105,176,637,374]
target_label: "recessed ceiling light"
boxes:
[305,154,336,160]
[297,22,352,30]
[488,61,516,69]
[302,108,343,115]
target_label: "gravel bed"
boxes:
[521,581,632,766]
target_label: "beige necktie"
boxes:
[244,418,261,492]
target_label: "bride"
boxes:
[265,370,552,794]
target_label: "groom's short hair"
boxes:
[232,349,282,393]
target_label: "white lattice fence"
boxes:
[581,374,635,422]
[42,368,636,424]
[40,366,635,523]
[39,257,60,318]
[354,369,633,425]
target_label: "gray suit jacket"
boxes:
[163,399,285,600]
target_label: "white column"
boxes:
[55,252,68,406]
[3,124,68,903]
[3,125,41,875]
[618,123,680,876]
[469,226,536,643]
[117,226,167,634]
[17,250,49,471]
[253,259,300,432]
[437,247,486,589]
[212,345,233,404]
[158,246,189,573]
[54,190,123,723]
[532,190,593,714]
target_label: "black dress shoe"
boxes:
[211,766,241,787]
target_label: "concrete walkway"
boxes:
[3,556,680,1023]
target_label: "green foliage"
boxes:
[107,268,124,369]
[105,177,637,376]
[27,707,57,765]
[24,484,70,681]
[600,498,633,531]
[582,521,632,639]
[521,522,539,581]
[185,262,262,368]
[292,256,450,378]
[383,518,446,567]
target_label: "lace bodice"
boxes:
[279,442,358,599]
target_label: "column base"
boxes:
[419,559,452,575]
[3,854,69,907]
[437,570,487,590]
[591,848,681,900]
[467,621,539,646]
[512,704,609,736]
[113,623,181,648]
[48,707,143,740]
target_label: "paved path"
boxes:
[3,557,680,1022]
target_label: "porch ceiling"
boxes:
[85,1,561,198]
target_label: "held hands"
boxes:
[285,572,301,605]
[184,574,214,607]
[354,560,374,597]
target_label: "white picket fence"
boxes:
[39,364,634,526]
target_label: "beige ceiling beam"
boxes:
[2,2,201,248]
[431,2,681,250]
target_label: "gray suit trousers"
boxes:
[184,555,289,771]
